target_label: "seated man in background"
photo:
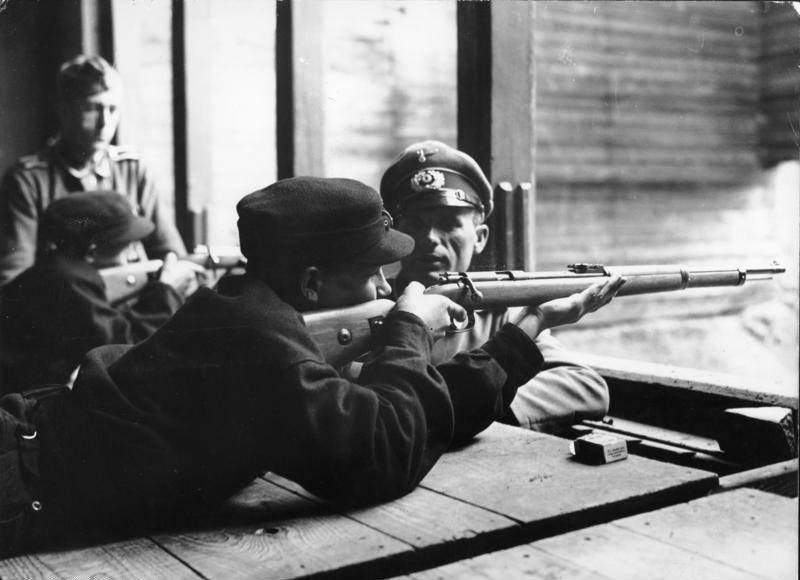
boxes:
[0,54,185,287]
[381,140,619,434]
[1,191,199,394]
[1,176,546,556]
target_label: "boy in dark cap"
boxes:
[0,54,185,287]
[1,191,199,394]
[381,140,623,434]
[0,176,540,557]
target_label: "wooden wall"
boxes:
[0,1,60,178]
[528,1,796,325]
[533,1,762,187]
[760,2,800,167]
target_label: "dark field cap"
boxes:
[237,177,414,265]
[41,191,153,246]
[380,140,494,218]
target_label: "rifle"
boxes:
[304,263,785,367]
[101,245,245,305]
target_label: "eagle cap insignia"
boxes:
[410,169,445,192]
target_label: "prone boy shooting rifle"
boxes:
[101,245,245,305]
[304,262,786,367]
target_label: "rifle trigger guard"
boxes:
[446,309,475,335]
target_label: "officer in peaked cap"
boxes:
[380,141,624,436]
[381,140,493,289]
[380,139,493,220]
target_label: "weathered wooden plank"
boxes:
[611,488,799,580]
[265,472,520,550]
[537,68,759,96]
[0,538,200,580]
[716,459,799,497]
[397,543,613,580]
[537,4,760,45]
[532,522,763,580]
[534,45,761,77]
[536,113,759,134]
[583,417,723,454]
[574,353,798,408]
[418,423,717,530]
[398,490,797,580]
[535,165,758,184]
[535,149,759,167]
[152,477,412,580]
[537,92,759,113]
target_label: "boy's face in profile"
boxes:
[89,241,131,269]
[311,263,393,309]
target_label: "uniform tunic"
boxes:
[0,143,186,286]
[0,255,183,394]
[0,274,543,555]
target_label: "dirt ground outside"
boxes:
[554,298,799,397]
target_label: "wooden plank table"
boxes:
[403,487,798,580]
[0,423,717,580]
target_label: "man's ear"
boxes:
[473,223,489,255]
[299,266,322,304]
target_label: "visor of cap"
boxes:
[348,227,414,265]
[94,215,154,246]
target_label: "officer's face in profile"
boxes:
[59,88,122,156]
[397,206,489,286]
[307,263,392,309]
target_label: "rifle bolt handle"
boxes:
[126,274,137,286]
[337,328,353,345]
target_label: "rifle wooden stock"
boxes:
[308,263,784,365]
[303,299,395,368]
[100,249,245,305]
[102,259,164,305]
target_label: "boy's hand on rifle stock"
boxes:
[396,281,467,340]
[515,274,626,337]
[158,253,205,298]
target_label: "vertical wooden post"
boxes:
[458,1,537,270]
[109,0,139,144]
[276,0,324,178]
[171,0,207,249]
[456,2,492,178]
[80,0,113,58]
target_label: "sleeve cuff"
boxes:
[483,323,545,409]
[383,310,435,357]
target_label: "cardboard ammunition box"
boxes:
[570,432,629,464]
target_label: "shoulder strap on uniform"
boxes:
[18,151,50,170]
[108,144,140,161]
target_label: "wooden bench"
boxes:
[404,487,798,580]
[0,422,717,580]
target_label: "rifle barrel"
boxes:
[426,264,784,309]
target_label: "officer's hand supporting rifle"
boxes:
[512,274,627,338]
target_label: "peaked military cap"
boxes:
[380,140,493,218]
[237,177,414,265]
[41,191,153,246]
